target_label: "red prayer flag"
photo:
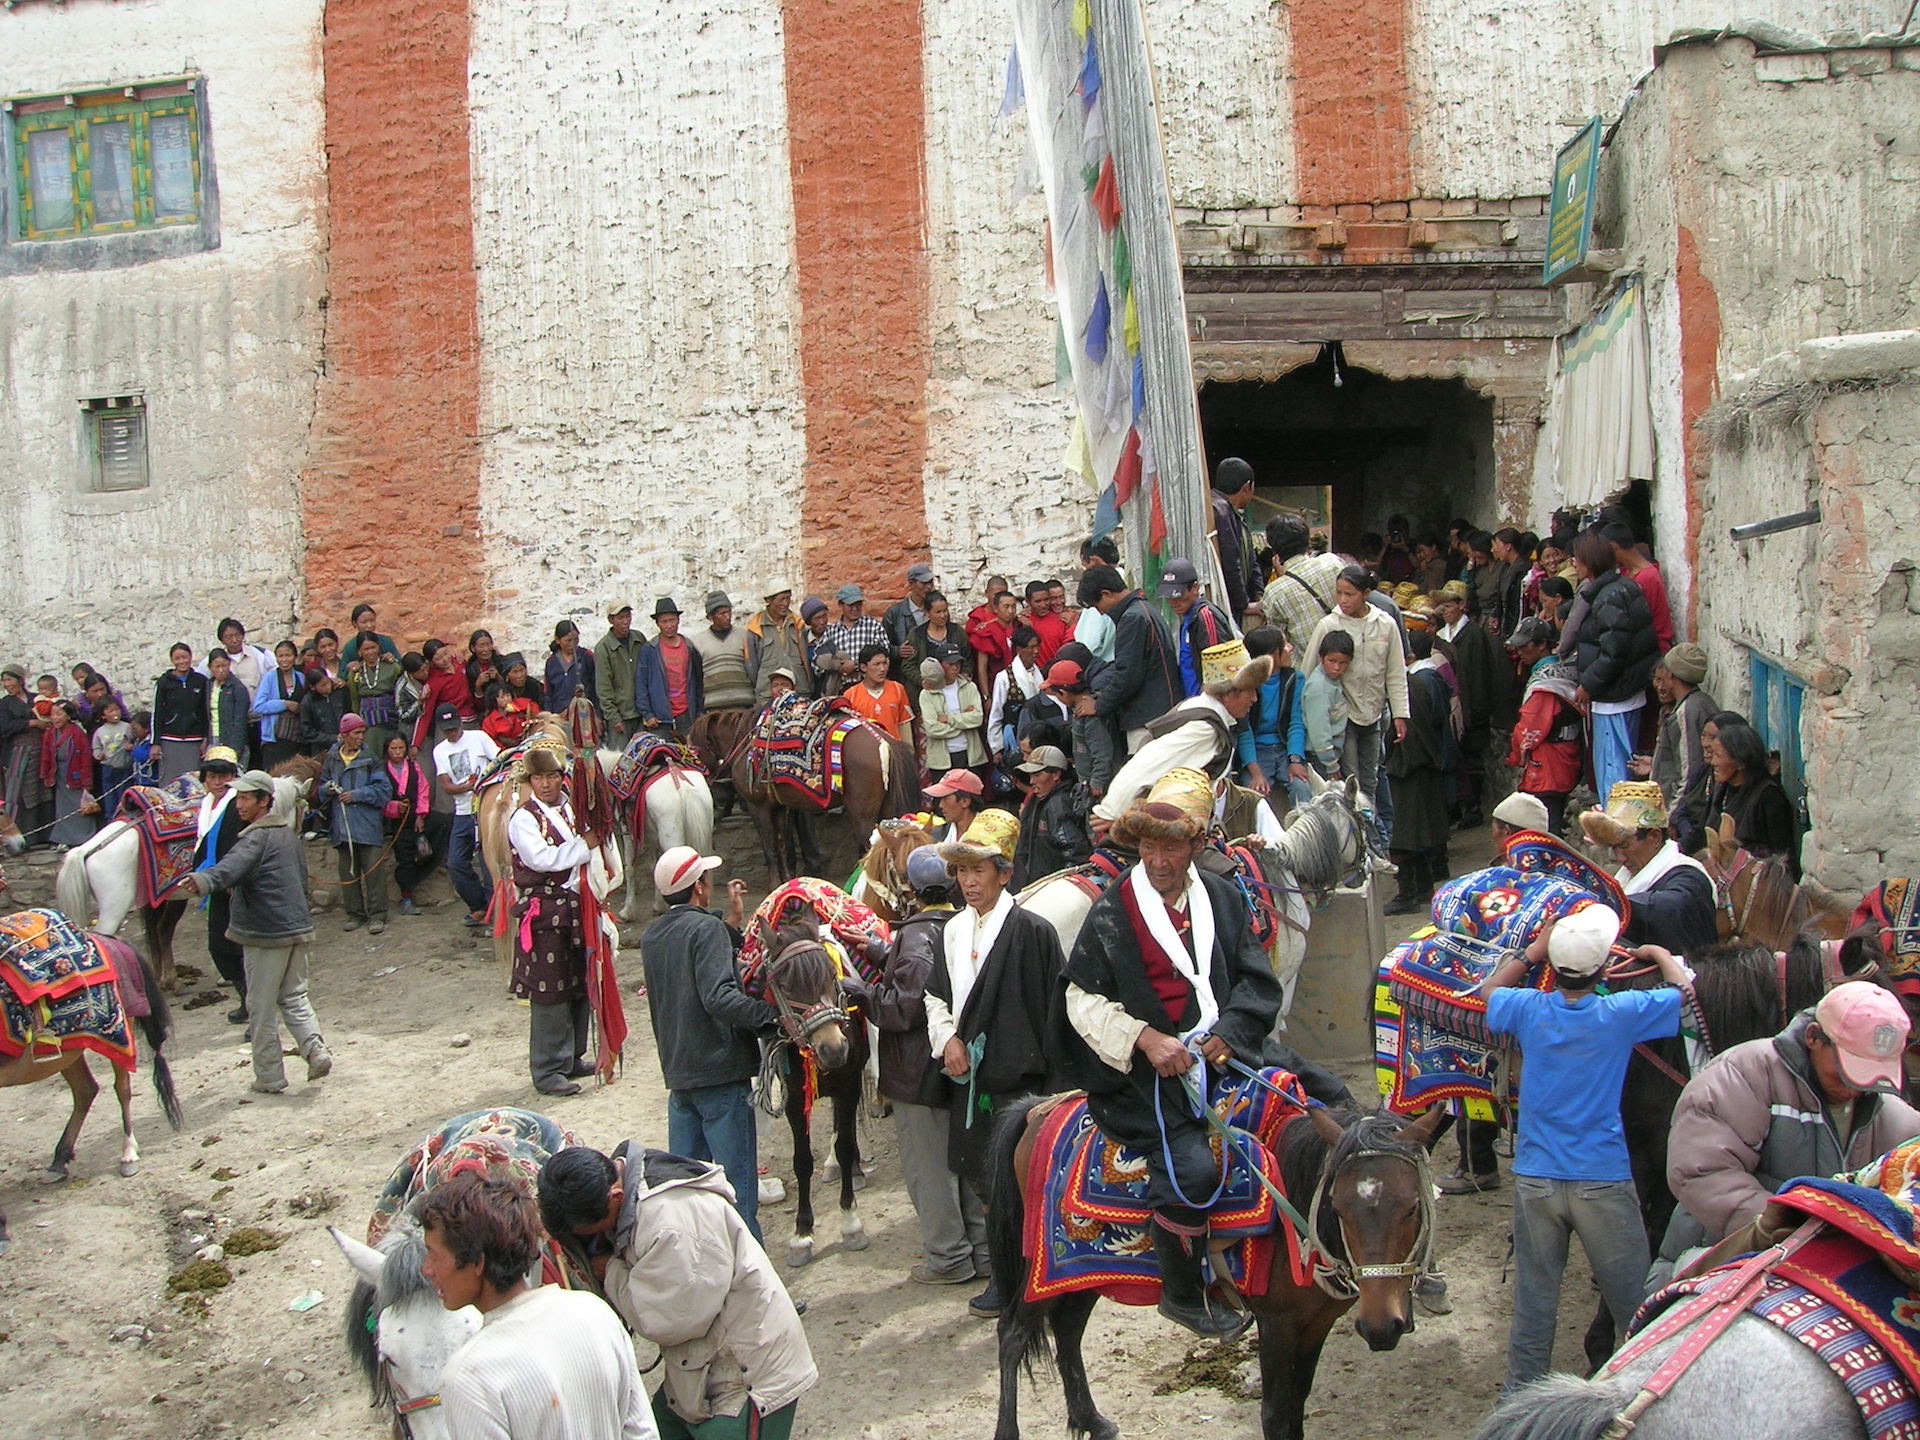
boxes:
[1112,426,1143,506]
[1092,154,1122,231]
[1148,473,1169,557]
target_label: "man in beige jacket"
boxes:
[539,1142,815,1440]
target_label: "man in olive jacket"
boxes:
[188,772,333,1094]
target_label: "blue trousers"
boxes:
[1507,1175,1650,1390]
[668,1079,761,1242]
[447,813,489,914]
[1590,708,1640,806]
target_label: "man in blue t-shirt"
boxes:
[1480,902,1689,1393]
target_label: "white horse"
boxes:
[1018,779,1366,1016]
[592,747,714,923]
[56,819,192,989]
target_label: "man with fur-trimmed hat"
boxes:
[918,809,1064,1320]
[1051,772,1290,1340]
[1579,780,1717,956]
[1094,638,1271,827]
[508,746,604,1098]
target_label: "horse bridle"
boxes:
[1301,1143,1438,1300]
[762,939,852,1049]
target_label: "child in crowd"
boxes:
[41,702,94,848]
[1300,630,1352,780]
[299,669,347,757]
[128,710,159,787]
[32,674,59,721]
[394,651,430,737]
[482,676,538,747]
[1043,655,1115,813]
[92,698,135,819]
[1241,625,1309,807]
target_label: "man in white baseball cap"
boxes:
[1478,904,1693,1394]
[639,845,779,1241]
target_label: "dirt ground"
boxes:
[0,814,1601,1440]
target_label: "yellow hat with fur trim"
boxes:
[1112,767,1212,847]
[937,808,1020,867]
[1200,639,1273,695]
[1578,780,1669,847]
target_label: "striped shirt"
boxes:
[440,1285,657,1440]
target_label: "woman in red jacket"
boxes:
[1505,617,1583,834]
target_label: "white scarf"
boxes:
[1127,864,1219,1040]
[1618,839,1712,897]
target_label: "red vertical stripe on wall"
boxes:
[303,0,482,643]
[1288,0,1413,206]
[783,0,932,600]
[1675,225,1721,634]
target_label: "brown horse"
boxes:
[0,931,183,1253]
[689,708,753,819]
[732,720,920,882]
[1704,817,1849,951]
[987,1097,1445,1440]
[849,816,935,923]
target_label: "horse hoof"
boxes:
[787,1240,815,1267]
[39,1167,71,1186]
[842,1230,869,1252]
[119,1159,139,1178]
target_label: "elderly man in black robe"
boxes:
[1580,780,1718,956]
[1052,774,1285,1340]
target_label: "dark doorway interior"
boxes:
[1199,356,1497,559]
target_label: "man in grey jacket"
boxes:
[1660,981,1920,1275]
[640,845,779,1241]
[594,600,645,747]
[188,771,333,1094]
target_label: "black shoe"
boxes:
[1435,1168,1502,1195]
[227,1006,249,1025]
[535,1079,583,1097]
[566,1061,596,1079]
[967,1283,1003,1319]
[1384,892,1432,916]
[1150,1223,1252,1341]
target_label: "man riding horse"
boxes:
[1052,772,1292,1341]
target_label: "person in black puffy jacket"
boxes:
[1570,528,1658,803]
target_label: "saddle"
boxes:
[116,778,204,907]
[737,879,890,987]
[1021,1069,1309,1307]
[0,908,138,1071]
[608,733,703,803]
[746,696,855,805]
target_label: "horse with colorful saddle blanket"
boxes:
[1373,831,1629,1121]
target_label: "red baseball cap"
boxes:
[1045,659,1085,689]
[924,771,983,798]
[1815,982,1910,1094]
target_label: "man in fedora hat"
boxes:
[1579,780,1717,956]
[636,598,704,737]
[593,600,644,747]
[690,592,759,713]
[1095,638,1272,826]
[1011,745,1089,888]
[1053,771,1289,1340]
[919,810,1063,1319]
[748,586,811,705]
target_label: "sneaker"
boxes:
[967,1283,1003,1319]
[1414,1274,1454,1316]
[399,899,422,917]
[758,1174,786,1206]
[910,1263,976,1286]
[1368,853,1399,876]
[462,912,488,929]
[368,920,387,936]
[343,918,364,933]
[304,1041,333,1081]
[1435,1168,1501,1195]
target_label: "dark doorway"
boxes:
[1199,355,1497,559]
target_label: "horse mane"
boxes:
[269,753,324,786]
[1260,792,1353,891]
[1687,941,1819,1052]
[1277,1108,1425,1255]
[344,1217,431,1407]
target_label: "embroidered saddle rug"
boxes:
[116,778,204,907]
[1373,841,1623,1120]
[1021,1068,1310,1307]
[746,697,858,806]
[607,733,703,803]
[367,1107,589,1289]
[0,908,137,1071]
[737,878,890,987]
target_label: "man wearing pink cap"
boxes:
[922,768,982,845]
[1661,979,1920,1274]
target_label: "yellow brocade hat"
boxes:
[1579,780,1670,847]
[1200,639,1272,694]
[937,808,1020,866]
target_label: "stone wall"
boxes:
[0,0,325,685]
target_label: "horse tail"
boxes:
[880,734,917,821]
[987,1094,1057,1379]
[136,953,186,1130]
[1471,1374,1635,1440]
[56,825,114,925]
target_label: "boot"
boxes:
[1151,1218,1251,1341]
[303,1036,333,1081]
[1383,854,1430,916]
[1428,847,1451,884]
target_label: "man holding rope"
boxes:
[1052,771,1286,1341]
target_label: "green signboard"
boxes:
[1543,117,1603,284]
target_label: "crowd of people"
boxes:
[0,453,1878,1437]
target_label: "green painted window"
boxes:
[10,84,201,241]
[82,396,150,493]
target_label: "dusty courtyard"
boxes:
[0,815,1584,1440]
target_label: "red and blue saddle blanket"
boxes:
[116,777,204,907]
[736,878,890,987]
[1632,1169,1920,1440]
[0,909,137,1071]
[1373,860,1616,1117]
[608,733,704,803]
[368,1107,589,1289]
[1021,1069,1309,1307]
[746,697,858,806]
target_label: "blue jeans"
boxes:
[447,813,489,914]
[1507,1175,1650,1390]
[668,1079,761,1242]
[1256,744,1314,809]
[1590,707,1640,805]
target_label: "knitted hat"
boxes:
[1661,642,1708,685]
[1440,580,1470,603]
[1579,780,1670,847]
[199,746,242,775]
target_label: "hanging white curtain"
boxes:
[1538,278,1656,510]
